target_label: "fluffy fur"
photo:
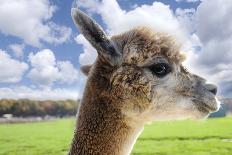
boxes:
[69,9,220,155]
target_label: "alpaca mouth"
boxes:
[202,102,218,112]
[193,98,220,113]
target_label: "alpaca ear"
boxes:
[71,8,121,66]
[81,65,92,76]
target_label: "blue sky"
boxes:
[0,0,231,99]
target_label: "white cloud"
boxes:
[176,8,196,34]
[0,86,80,100]
[9,43,25,58]
[28,49,79,86]
[75,0,189,65]
[57,61,79,84]
[28,49,58,86]
[45,22,72,45]
[196,0,232,44]
[29,49,56,69]
[0,49,28,83]
[80,0,187,41]
[75,35,97,65]
[0,0,72,47]
[178,0,232,97]
[176,0,200,2]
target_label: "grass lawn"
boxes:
[0,117,232,155]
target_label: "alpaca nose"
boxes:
[205,84,217,95]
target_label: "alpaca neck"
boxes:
[69,96,144,155]
[69,60,144,154]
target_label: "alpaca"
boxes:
[69,8,220,155]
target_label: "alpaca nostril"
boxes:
[205,84,217,95]
[209,88,217,95]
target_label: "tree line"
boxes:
[0,99,80,117]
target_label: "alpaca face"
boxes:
[139,62,219,121]
[72,9,220,123]
[152,64,220,120]
[109,29,220,121]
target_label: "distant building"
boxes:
[3,114,13,119]
[224,98,232,115]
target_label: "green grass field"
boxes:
[0,117,232,155]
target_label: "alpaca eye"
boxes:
[149,63,170,77]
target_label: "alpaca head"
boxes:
[72,9,220,123]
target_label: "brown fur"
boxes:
[69,58,141,155]
[70,9,219,155]
[112,27,185,65]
